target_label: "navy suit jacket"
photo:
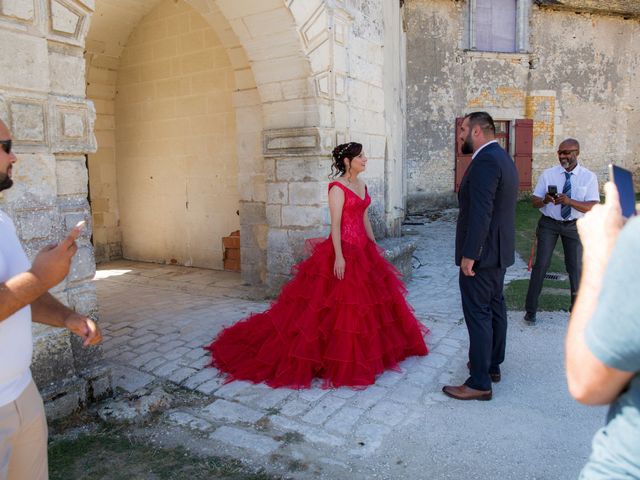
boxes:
[455,142,519,269]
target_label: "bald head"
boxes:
[559,138,580,152]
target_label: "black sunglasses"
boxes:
[0,140,11,154]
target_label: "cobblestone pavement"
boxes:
[95,211,604,479]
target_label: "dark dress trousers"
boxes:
[525,216,582,314]
[455,142,519,391]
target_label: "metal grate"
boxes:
[544,272,567,281]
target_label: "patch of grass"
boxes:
[49,425,278,480]
[505,279,571,312]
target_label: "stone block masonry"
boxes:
[405,0,640,212]
[0,0,109,418]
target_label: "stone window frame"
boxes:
[467,0,532,54]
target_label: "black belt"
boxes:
[545,217,577,224]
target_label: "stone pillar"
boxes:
[263,127,334,293]
[383,0,407,236]
[307,0,389,238]
[260,0,403,291]
[0,0,110,418]
[233,89,267,287]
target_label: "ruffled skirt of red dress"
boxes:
[205,238,428,389]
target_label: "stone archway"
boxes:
[0,0,407,414]
[116,0,242,271]
[86,0,248,274]
[85,0,335,288]
[86,0,405,291]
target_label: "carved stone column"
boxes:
[263,127,334,292]
[0,0,111,418]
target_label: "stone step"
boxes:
[379,237,418,281]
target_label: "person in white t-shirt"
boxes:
[524,138,599,324]
[0,119,102,480]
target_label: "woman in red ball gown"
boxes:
[206,142,428,389]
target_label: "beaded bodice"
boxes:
[328,181,371,247]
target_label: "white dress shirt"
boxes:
[533,164,600,220]
[472,140,499,160]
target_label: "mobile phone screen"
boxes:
[609,164,637,218]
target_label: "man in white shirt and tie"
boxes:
[524,138,599,324]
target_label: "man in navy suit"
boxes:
[443,112,519,401]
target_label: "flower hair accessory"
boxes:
[337,142,352,159]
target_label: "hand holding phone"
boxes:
[30,220,86,289]
[608,164,637,218]
[545,185,558,204]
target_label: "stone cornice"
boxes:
[535,0,640,18]
[263,127,334,157]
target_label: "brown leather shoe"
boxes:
[442,384,492,401]
[466,361,501,383]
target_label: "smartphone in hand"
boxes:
[609,164,637,218]
[547,185,558,198]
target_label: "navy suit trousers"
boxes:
[459,267,507,391]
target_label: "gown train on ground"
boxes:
[206,181,428,389]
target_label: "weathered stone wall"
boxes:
[383,0,409,235]
[115,0,239,269]
[85,0,132,264]
[405,0,640,212]
[528,8,640,180]
[339,0,387,236]
[535,0,640,18]
[3,0,412,298]
[0,0,110,417]
[406,0,465,211]
[84,0,405,292]
[262,0,404,291]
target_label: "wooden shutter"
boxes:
[454,117,472,192]
[514,119,533,190]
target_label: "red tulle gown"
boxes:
[206,181,428,389]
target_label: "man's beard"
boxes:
[0,173,13,192]
[461,132,474,155]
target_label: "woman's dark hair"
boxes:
[330,142,363,178]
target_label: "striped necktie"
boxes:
[561,172,572,219]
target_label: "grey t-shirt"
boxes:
[581,216,640,479]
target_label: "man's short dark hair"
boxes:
[465,111,496,136]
